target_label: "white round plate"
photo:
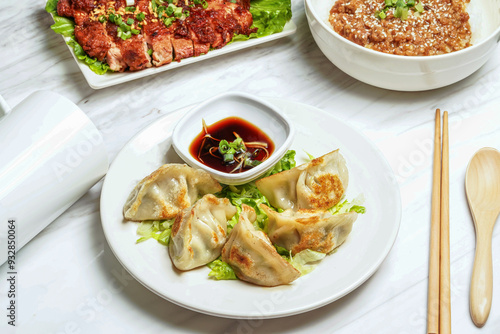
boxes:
[100,98,401,319]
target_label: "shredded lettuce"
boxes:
[216,150,296,232]
[277,246,326,276]
[289,249,326,275]
[216,182,272,232]
[330,194,366,215]
[233,0,293,41]
[136,220,174,245]
[275,245,290,256]
[207,258,238,280]
[303,150,315,162]
[263,150,296,177]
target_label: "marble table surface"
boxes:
[1,0,500,333]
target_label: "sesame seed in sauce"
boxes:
[329,0,472,56]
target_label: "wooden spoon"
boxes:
[465,147,500,327]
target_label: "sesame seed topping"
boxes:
[329,0,472,56]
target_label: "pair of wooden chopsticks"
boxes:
[427,109,450,334]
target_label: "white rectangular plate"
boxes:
[54,17,297,89]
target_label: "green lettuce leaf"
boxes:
[263,149,296,177]
[289,249,326,275]
[277,246,326,276]
[216,150,297,232]
[67,37,111,75]
[330,194,366,215]
[207,258,237,280]
[303,150,315,161]
[50,16,75,37]
[217,182,272,232]
[275,244,290,256]
[136,220,174,246]
[233,0,293,41]
[45,0,58,14]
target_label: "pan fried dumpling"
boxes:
[221,205,300,286]
[169,194,237,271]
[123,164,222,221]
[255,150,348,211]
[261,204,357,255]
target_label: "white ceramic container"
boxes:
[0,91,108,265]
[172,92,295,185]
[305,0,500,91]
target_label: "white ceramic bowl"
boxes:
[305,0,500,91]
[172,92,295,185]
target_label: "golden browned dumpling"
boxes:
[261,204,357,255]
[255,150,349,211]
[169,195,237,271]
[221,205,300,287]
[123,164,222,221]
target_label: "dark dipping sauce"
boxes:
[189,117,275,174]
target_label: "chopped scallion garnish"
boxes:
[376,0,425,20]
[164,17,175,27]
[136,12,146,21]
[174,7,183,17]
[166,5,175,15]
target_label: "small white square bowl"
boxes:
[172,92,295,185]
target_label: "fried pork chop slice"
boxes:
[120,35,152,71]
[172,24,195,61]
[58,0,134,71]
[205,0,255,48]
[143,21,174,66]
[175,0,256,56]
[136,1,174,66]
[59,0,112,63]
[186,9,213,56]
[74,20,111,62]
[106,24,152,71]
